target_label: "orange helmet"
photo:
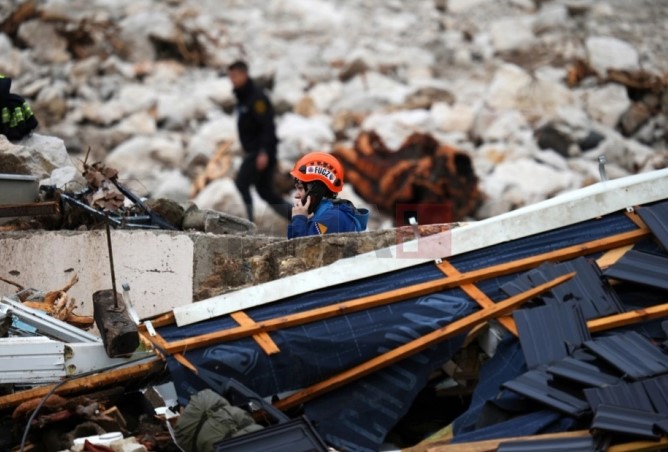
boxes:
[290,152,344,193]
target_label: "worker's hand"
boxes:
[292,194,310,218]
[256,151,269,171]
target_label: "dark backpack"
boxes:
[0,75,39,141]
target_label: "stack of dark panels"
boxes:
[502,257,624,320]
[546,351,620,388]
[585,375,668,439]
[637,201,668,252]
[603,249,668,291]
[513,301,591,369]
[583,331,668,380]
[501,369,590,418]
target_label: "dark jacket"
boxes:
[232,79,278,158]
[288,198,369,239]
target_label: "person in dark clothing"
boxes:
[228,60,291,222]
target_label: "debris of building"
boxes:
[2,162,668,451]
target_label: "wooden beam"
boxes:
[587,301,668,333]
[0,358,163,411]
[437,260,518,337]
[596,244,634,269]
[230,311,280,355]
[607,437,668,452]
[161,228,646,355]
[407,430,591,452]
[272,273,574,411]
[173,353,198,374]
[142,311,175,329]
[625,208,648,230]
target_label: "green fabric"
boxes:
[174,389,263,452]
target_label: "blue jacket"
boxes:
[288,199,369,239]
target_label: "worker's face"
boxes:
[229,69,248,89]
[294,180,306,201]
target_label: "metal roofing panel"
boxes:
[656,418,668,435]
[513,301,591,369]
[502,257,624,320]
[502,369,590,417]
[584,379,655,413]
[547,355,620,387]
[637,201,668,252]
[583,331,668,380]
[591,404,666,440]
[643,375,668,415]
[603,249,668,291]
[496,436,595,452]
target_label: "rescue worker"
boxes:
[288,152,369,239]
[227,60,291,222]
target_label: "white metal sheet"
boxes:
[174,168,668,327]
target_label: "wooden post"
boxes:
[93,289,139,357]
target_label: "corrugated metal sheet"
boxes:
[603,249,668,291]
[583,331,668,380]
[513,301,591,369]
[502,257,624,320]
[591,404,666,439]
[547,354,620,387]
[637,200,668,252]
[584,379,655,413]
[644,375,668,414]
[501,370,590,417]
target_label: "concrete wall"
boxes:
[0,230,195,319]
[0,224,451,320]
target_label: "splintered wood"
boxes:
[2,273,94,330]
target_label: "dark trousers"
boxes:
[235,154,292,222]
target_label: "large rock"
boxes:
[585,36,640,77]
[582,83,631,128]
[489,17,535,53]
[276,113,336,161]
[0,33,24,77]
[17,20,69,64]
[105,135,186,195]
[0,134,73,178]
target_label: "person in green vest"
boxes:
[0,74,38,141]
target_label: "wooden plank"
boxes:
[0,358,163,411]
[174,168,668,327]
[230,311,280,355]
[162,228,647,355]
[596,244,634,269]
[173,353,198,374]
[142,311,175,329]
[437,260,518,337]
[607,437,668,452]
[407,430,591,452]
[272,273,574,411]
[625,208,649,230]
[587,301,668,333]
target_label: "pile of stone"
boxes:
[1,0,667,233]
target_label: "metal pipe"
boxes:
[104,216,119,310]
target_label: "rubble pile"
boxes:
[0,0,666,231]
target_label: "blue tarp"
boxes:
[159,210,639,451]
